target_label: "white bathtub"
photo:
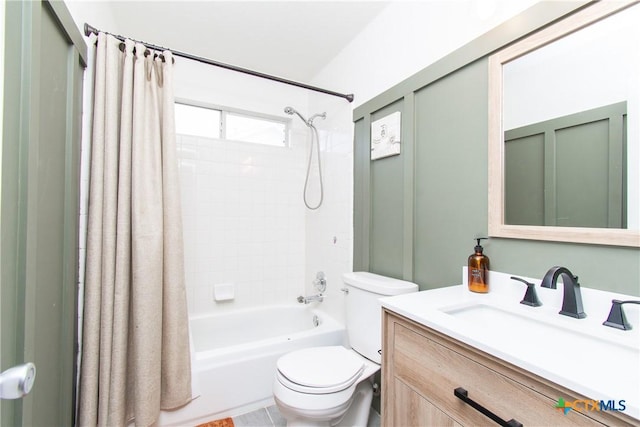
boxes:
[158,305,345,426]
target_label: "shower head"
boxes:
[284,106,326,127]
[285,105,326,209]
[284,106,309,125]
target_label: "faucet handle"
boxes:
[603,300,640,330]
[510,276,542,307]
[313,271,327,293]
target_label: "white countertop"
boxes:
[380,269,640,421]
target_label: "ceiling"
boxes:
[103,1,391,83]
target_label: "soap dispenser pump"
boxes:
[468,238,489,293]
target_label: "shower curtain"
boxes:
[78,33,192,426]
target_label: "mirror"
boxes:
[488,1,640,247]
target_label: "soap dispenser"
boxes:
[468,238,489,293]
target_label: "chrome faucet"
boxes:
[297,272,327,304]
[297,294,323,304]
[541,266,586,318]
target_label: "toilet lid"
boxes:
[277,346,365,390]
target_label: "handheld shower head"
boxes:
[283,105,326,210]
[284,106,326,127]
[284,106,309,125]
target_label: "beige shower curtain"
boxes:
[78,33,192,426]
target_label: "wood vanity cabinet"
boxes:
[382,309,636,427]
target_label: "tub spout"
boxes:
[297,294,323,304]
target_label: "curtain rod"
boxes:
[84,23,354,103]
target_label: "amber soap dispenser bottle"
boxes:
[468,238,489,293]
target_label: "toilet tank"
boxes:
[343,272,418,364]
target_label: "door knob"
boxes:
[0,362,36,399]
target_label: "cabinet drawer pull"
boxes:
[454,387,523,427]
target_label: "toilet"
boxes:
[273,272,418,426]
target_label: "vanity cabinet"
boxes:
[382,309,635,426]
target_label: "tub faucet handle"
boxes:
[313,271,327,293]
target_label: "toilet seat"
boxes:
[276,346,365,394]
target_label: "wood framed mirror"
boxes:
[488,1,640,247]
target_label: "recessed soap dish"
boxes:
[214,283,235,302]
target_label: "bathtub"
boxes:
[158,305,345,426]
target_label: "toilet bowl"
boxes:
[273,272,419,426]
[273,346,379,427]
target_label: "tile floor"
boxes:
[232,404,381,427]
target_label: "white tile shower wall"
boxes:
[178,134,308,314]
[304,95,354,325]
[172,56,355,317]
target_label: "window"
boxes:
[226,113,287,147]
[175,103,221,139]
[175,102,288,147]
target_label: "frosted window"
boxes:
[226,113,287,147]
[175,102,288,147]
[174,103,221,138]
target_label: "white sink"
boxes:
[444,303,549,328]
[380,269,640,421]
[442,302,639,393]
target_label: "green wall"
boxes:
[353,2,640,296]
[413,60,489,288]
